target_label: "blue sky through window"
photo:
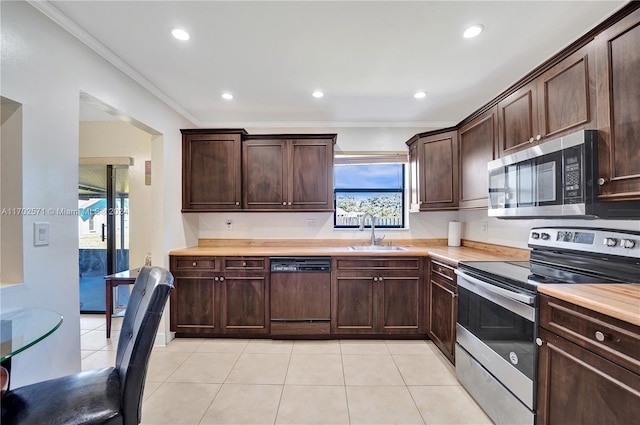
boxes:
[334,164,403,189]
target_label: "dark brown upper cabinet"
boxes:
[595,7,640,202]
[243,135,336,212]
[407,130,459,211]
[181,129,247,211]
[182,130,335,212]
[498,44,595,157]
[458,106,497,210]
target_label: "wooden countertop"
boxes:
[169,239,529,264]
[538,284,640,327]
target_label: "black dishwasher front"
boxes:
[270,257,331,337]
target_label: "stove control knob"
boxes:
[531,232,540,240]
[604,238,618,247]
[621,239,636,249]
[541,233,550,240]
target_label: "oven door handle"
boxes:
[454,270,536,305]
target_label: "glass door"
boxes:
[79,164,129,313]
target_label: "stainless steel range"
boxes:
[454,227,640,425]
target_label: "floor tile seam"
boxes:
[194,381,224,425]
[338,343,350,424]
[345,385,427,425]
[405,385,430,425]
[272,350,293,425]
[160,350,202,384]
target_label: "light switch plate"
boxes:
[34,222,49,246]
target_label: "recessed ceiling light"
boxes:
[221,93,233,100]
[171,28,190,41]
[414,91,427,99]
[312,90,324,98]
[463,24,484,39]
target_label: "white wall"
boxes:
[0,1,193,387]
[460,210,640,249]
[79,121,153,268]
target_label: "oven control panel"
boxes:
[529,227,640,258]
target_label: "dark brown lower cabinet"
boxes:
[170,276,221,335]
[427,260,457,363]
[331,257,425,336]
[537,328,640,425]
[221,272,269,334]
[537,294,640,424]
[170,256,269,336]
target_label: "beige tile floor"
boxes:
[81,314,493,425]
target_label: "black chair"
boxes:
[1,266,174,425]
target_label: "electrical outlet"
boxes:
[225,219,232,230]
[306,218,317,228]
[482,220,488,234]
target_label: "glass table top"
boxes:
[0,308,63,362]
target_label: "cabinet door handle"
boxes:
[598,177,607,186]
[535,134,542,141]
[536,338,543,346]
[214,276,219,281]
[379,276,384,281]
[220,277,225,282]
[373,277,379,282]
[288,202,292,206]
[235,201,240,206]
[528,137,534,143]
[595,331,606,342]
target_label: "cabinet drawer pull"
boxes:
[242,261,247,267]
[192,262,197,267]
[595,331,606,342]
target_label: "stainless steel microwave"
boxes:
[487,130,639,219]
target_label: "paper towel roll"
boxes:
[448,221,462,247]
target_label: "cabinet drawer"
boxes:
[333,257,422,271]
[171,256,220,272]
[430,260,456,282]
[540,294,640,375]
[430,272,457,293]
[223,257,267,271]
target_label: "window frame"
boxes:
[333,164,406,229]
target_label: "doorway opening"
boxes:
[79,162,130,313]
[78,91,158,316]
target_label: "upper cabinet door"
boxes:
[419,131,459,210]
[595,8,640,201]
[538,44,595,140]
[243,139,288,210]
[458,106,497,209]
[497,82,539,156]
[182,131,244,211]
[288,138,334,211]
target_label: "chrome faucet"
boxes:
[359,213,385,246]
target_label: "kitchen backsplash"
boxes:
[198,210,639,250]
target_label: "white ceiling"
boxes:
[46,0,626,129]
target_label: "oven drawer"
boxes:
[540,294,640,375]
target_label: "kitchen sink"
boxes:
[348,245,408,251]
